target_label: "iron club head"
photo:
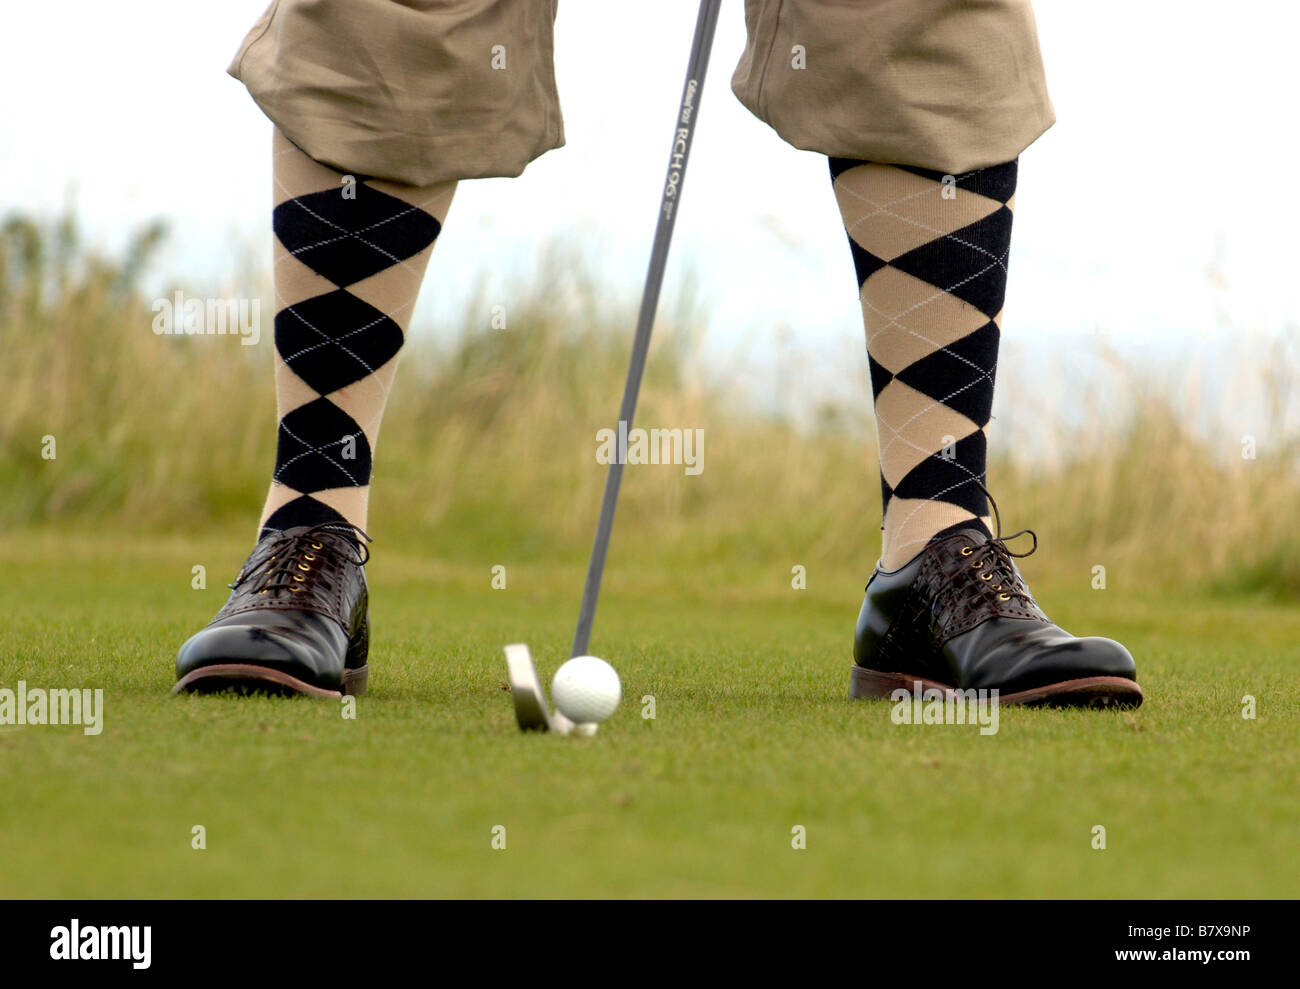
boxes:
[504,643,573,735]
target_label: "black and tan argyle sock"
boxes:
[259,128,456,540]
[830,157,1018,570]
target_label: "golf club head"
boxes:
[504,643,572,735]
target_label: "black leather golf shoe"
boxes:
[174,523,371,698]
[851,508,1142,708]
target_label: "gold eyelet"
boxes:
[981,572,993,581]
[298,563,310,572]
[998,593,1010,601]
[259,589,268,595]
[311,542,323,550]
[972,560,983,569]
[290,584,303,593]
[303,553,316,561]
[292,574,305,582]
[960,547,973,557]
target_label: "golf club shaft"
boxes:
[571,0,722,659]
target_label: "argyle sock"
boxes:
[830,157,1018,570]
[259,128,456,539]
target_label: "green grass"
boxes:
[2,527,1297,899]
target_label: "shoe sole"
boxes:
[172,663,368,699]
[849,666,1143,709]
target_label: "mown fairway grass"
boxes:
[2,526,1297,899]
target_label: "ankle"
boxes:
[880,515,992,571]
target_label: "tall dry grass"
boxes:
[2,210,1297,594]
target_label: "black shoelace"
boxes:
[939,481,1037,604]
[232,522,371,597]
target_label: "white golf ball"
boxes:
[551,656,621,725]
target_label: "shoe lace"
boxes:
[942,480,1038,604]
[231,522,371,598]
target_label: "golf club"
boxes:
[506,0,723,731]
[505,643,575,734]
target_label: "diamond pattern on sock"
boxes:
[274,397,373,493]
[860,268,992,375]
[262,495,351,533]
[274,290,406,396]
[888,208,1014,318]
[259,130,454,540]
[893,319,1000,424]
[873,379,980,487]
[272,183,442,288]
[832,157,1018,568]
[890,431,990,517]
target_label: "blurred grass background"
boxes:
[3,210,1298,596]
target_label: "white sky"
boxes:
[3,0,1298,375]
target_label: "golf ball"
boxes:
[551,656,621,725]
